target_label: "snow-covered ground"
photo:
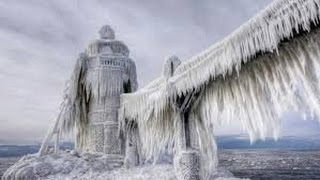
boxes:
[2,150,320,179]
[1,151,242,180]
[0,158,16,179]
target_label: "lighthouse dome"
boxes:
[87,25,130,57]
[99,25,115,39]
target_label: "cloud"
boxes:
[3,0,316,141]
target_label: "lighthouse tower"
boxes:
[84,25,138,155]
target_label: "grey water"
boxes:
[219,149,320,180]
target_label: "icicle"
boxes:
[119,26,320,177]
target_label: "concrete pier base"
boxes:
[174,150,200,180]
[124,145,139,168]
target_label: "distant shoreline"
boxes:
[2,135,320,157]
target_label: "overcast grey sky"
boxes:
[0,0,319,142]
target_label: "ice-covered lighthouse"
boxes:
[37,25,138,161]
[83,25,138,154]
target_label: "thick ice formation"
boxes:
[39,25,138,155]
[2,151,122,180]
[3,0,320,179]
[120,0,320,177]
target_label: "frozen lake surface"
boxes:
[1,150,320,179]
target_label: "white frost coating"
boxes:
[172,0,320,95]
[39,82,74,155]
[39,25,138,154]
[121,27,320,160]
[65,37,138,152]
[120,0,320,177]
[121,0,320,127]
[198,29,320,143]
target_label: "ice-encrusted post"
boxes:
[38,107,64,156]
[164,56,201,180]
[173,90,202,180]
[124,122,140,168]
